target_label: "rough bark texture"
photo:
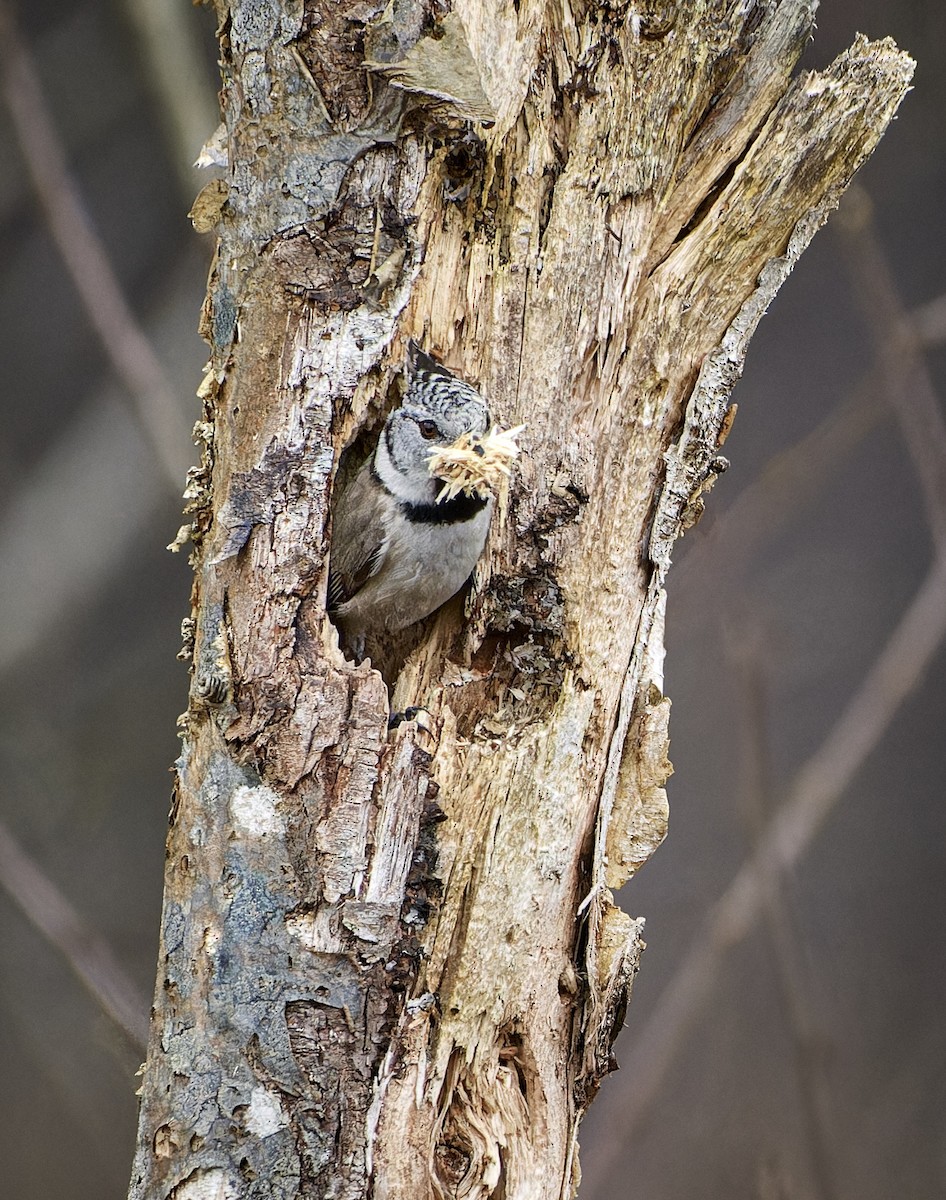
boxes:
[128,2,912,1198]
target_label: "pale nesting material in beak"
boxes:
[428,424,526,502]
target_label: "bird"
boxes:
[329,343,493,655]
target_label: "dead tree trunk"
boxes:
[128,3,911,1198]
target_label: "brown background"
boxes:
[0,2,942,1197]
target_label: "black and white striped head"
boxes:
[373,344,490,504]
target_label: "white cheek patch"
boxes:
[374,419,438,505]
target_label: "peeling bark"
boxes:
[129,3,912,1198]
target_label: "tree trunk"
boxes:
[128,3,911,1198]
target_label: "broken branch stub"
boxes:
[128,4,913,1199]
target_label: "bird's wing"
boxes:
[328,462,391,609]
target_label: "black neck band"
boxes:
[401,491,489,525]
[371,457,488,525]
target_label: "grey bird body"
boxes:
[329,345,492,649]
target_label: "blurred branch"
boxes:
[734,641,841,1200]
[0,246,201,674]
[0,819,149,1052]
[835,184,946,541]
[584,193,946,1195]
[0,0,190,490]
[122,0,219,200]
[675,379,887,600]
[0,391,163,671]
[912,292,946,347]
[677,223,945,606]
[585,549,946,1194]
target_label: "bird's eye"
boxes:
[417,419,439,440]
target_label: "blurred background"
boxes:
[0,2,942,1198]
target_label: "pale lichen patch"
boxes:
[245,1087,287,1139]
[230,784,284,838]
[173,1167,240,1200]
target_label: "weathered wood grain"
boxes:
[128,3,912,1198]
